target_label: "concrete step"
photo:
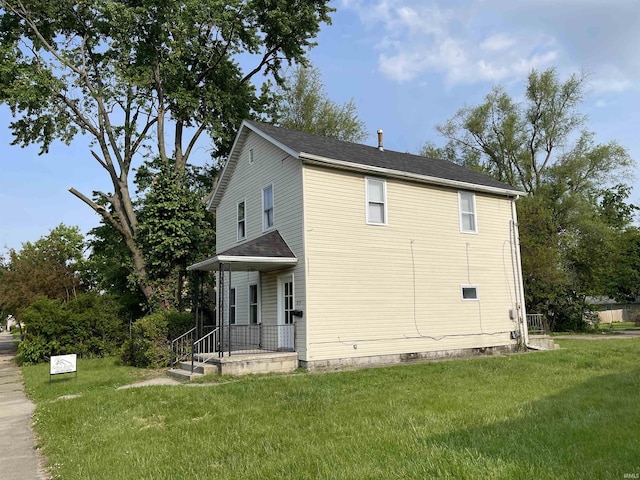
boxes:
[167,368,204,381]
[177,361,219,375]
[528,335,560,351]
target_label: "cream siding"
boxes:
[302,164,520,362]
[215,132,307,357]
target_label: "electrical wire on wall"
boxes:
[466,242,484,334]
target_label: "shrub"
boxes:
[17,294,127,364]
[629,310,640,327]
[120,312,170,368]
[166,311,194,340]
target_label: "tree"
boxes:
[426,68,637,330]
[0,0,333,306]
[273,66,368,142]
[431,69,632,194]
[0,224,87,316]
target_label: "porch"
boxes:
[168,323,297,379]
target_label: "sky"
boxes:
[1,0,639,256]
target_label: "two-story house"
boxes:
[187,120,528,371]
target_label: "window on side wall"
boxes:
[262,184,274,230]
[366,178,387,225]
[249,284,259,324]
[237,200,246,241]
[459,191,477,233]
[229,288,237,324]
[461,285,479,301]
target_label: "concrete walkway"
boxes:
[0,332,48,480]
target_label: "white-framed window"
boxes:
[237,200,246,241]
[366,177,387,225]
[248,283,259,324]
[229,287,237,324]
[461,284,479,301]
[458,191,477,233]
[262,184,274,230]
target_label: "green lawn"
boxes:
[598,321,640,332]
[23,339,640,479]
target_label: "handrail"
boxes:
[192,327,220,371]
[170,327,197,367]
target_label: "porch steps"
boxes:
[167,361,218,380]
[167,352,298,380]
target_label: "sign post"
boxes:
[50,354,77,384]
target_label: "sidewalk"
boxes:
[0,332,48,480]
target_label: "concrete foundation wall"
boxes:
[299,344,518,371]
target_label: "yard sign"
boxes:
[50,354,77,383]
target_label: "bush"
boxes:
[120,312,170,368]
[629,310,640,327]
[166,311,194,340]
[17,294,128,364]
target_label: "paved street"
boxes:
[0,332,48,480]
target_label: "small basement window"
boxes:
[461,285,479,301]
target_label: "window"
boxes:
[366,178,387,225]
[262,185,274,230]
[459,191,477,233]
[461,285,479,301]
[249,284,259,324]
[237,200,246,241]
[229,288,237,324]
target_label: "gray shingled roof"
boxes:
[246,120,520,193]
[217,230,295,259]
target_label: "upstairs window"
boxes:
[237,200,246,241]
[263,185,274,230]
[366,178,387,225]
[459,191,477,233]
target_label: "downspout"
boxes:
[510,197,532,349]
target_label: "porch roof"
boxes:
[187,230,297,272]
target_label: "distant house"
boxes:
[586,296,640,323]
[188,120,529,370]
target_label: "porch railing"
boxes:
[170,327,196,367]
[176,323,296,371]
[526,314,548,335]
[192,327,221,367]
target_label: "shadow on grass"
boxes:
[419,368,640,479]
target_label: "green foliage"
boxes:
[120,312,170,368]
[0,224,87,316]
[273,66,368,142]
[0,0,333,306]
[166,311,195,340]
[17,294,128,364]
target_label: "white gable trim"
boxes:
[208,121,299,211]
[299,152,525,198]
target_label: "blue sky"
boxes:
[1,0,639,255]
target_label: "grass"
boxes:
[23,339,640,480]
[598,321,640,332]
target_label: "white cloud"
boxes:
[480,34,515,52]
[341,0,640,93]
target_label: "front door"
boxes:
[277,274,294,350]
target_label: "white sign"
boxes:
[50,354,77,375]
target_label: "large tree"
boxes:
[273,66,368,142]
[0,224,87,316]
[0,0,333,305]
[424,68,637,329]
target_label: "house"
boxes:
[186,120,529,371]
[586,296,640,324]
